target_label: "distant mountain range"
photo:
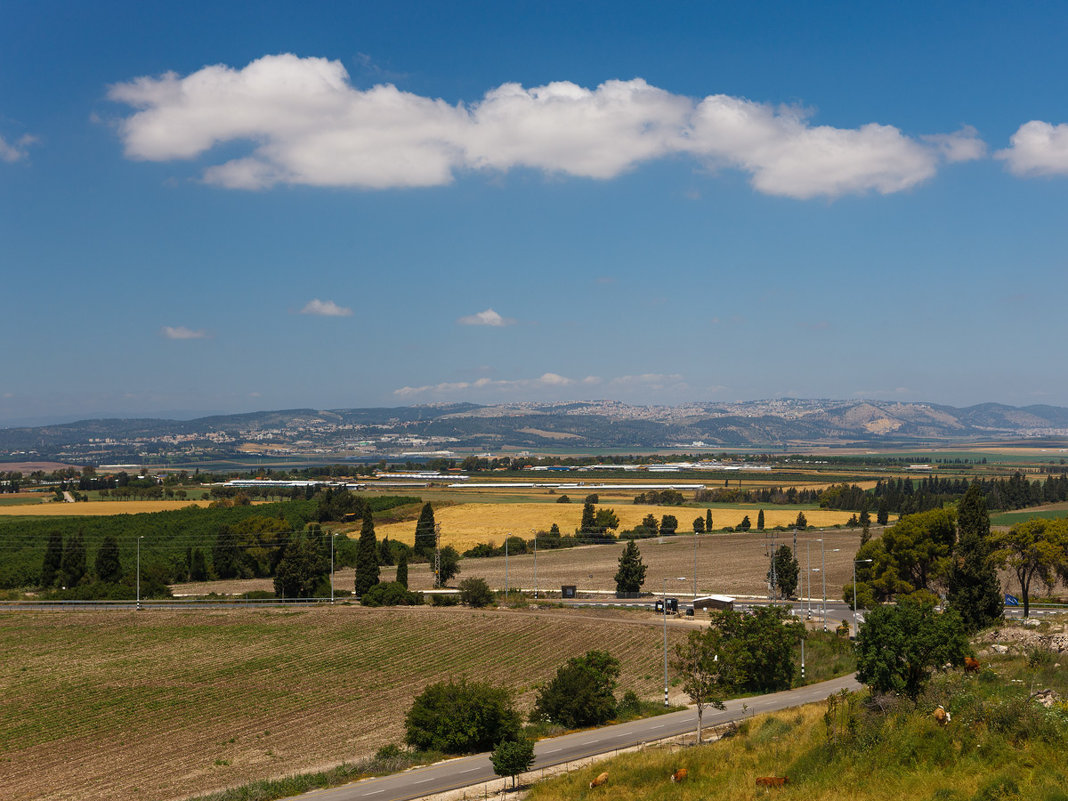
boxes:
[3,399,1068,464]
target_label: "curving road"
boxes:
[288,673,861,801]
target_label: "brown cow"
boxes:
[670,768,688,783]
[756,777,788,788]
[589,771,609,789]
[933,705,951,726]
[964,656,980,673]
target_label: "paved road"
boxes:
[288,673,861,801]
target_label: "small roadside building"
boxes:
[693,594,735,612]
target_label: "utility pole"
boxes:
[692,530,698,600]
[662,577,668,706]
[330,532,337,604]
[532,530,538,600]
[821,539,826,631]
[136,535,143,610]
[504,533,509,598]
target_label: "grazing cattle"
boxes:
[756,777,788,788]
[933,705,951,726]
[670,768,688,783]
[964,657,980,674]
[589,772,609,789]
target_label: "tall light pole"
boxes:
[662,577,669,707]
[821,540,827,630]
[806,541,811,619]
[692,529,698,601]
[136,535,143,610]
[504,533,509,598]
[532,529,538,600]
[853,558,873,637]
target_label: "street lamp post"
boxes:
[533,530,538,600]
[504,533,509,599]
[693,529,698,601]
[662,577,668,706]
[853,558,873,637]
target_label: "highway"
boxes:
[287,673,861,801]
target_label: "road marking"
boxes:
[459,768,480,773]
[649,724,665,729]
[413,778,433,784]
[363,790,385,795]
[544,748,561,753]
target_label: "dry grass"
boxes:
[372,503,859,552]
[0,606,687,801]
[0,500,216,516]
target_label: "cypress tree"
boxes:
[757,509,765,531]
[41,530,63,587]
[705,508,713,532]
[396,552,409,588]
[948,482,1003,632]
[355,511,381,597]
[94,535,122,583]
[580,502,597,533]
[414,502,436,557]
[60,531,87,588]
[614,539,647,594]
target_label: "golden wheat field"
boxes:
[372,503,859,551]
[0,500,215,516]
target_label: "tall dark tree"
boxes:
[738,515,751,531]
[580,501,597,533]
[413,502,437,557]
[705,509,713,532]
[94,535,122,583]
[795,511,808,530]
[396,551,409,588]
[190,548,208,581]
[59,531,87,588]
[274,532,327,598]
[212,525,241,579]
[768,544,799,599]
[659,514,678,536]
[757,509,765,531]
[948,482,1003,631]
[355,511,381,597]
[41,530,63,588]
[614,540,646,594]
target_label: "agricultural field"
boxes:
[372,502,860,552]
[991,501,1068,527]
[172,528,865,601]
[0,605,688,801]
[0,499,216,516]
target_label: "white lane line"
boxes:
[363,791,385,795]
[413,778,433,784]
[649,724,665,729]
[544,748,561,753]
[460,768,480,773]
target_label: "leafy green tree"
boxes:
[692,516,704,533]
[705,509,713,532]
[433,545,461,587]
[768,544,799,598]
[991,517,1068,619]
[795,511,808,530]
[659,514,678,536]
[859,506,872,544]
[637,513,659,536]
[491,738,535,789]
[459,576,494,607]
[396,551,408,588]
[41,530,63,587]
[580,501,597,533]
[947,482,1003,631]
[876,502,889,526]
[852,508,957,603]
[60,531,87,588]
[94,535,122,583]
[413,502,436,557]
[354,512,381,597]
[671,628,727,742]
[704,606,803,693]
[405,679,521,754]
[757,509,765,531]
[738,515,751,531]
[594,507,620,532]
[614,539,646,594]
[533,650,621,728]
[855,597,969,699]
[274,532,328,598]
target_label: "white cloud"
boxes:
[394,371,690,397]
[109,54,979,199]
[300,298,352,317]
[997,120,1068,176]
[458,308,514,327]
[161,325,209,340]
[0,133,37,163]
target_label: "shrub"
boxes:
[405,679,521,754]
[459,577,495,608]
[533,650,620,728]
[361,581,422,607]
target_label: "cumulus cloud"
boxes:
[161,325,209,340]
[300,298,352,317]
[458,308,514,326]
[108,54,979,199]
[0,133,37,163]
[997,120,1068,176]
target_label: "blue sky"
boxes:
[3,1,1068,424]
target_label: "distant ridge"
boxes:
[2,399,1068,463]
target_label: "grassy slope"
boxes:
[528,646,1068,801]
